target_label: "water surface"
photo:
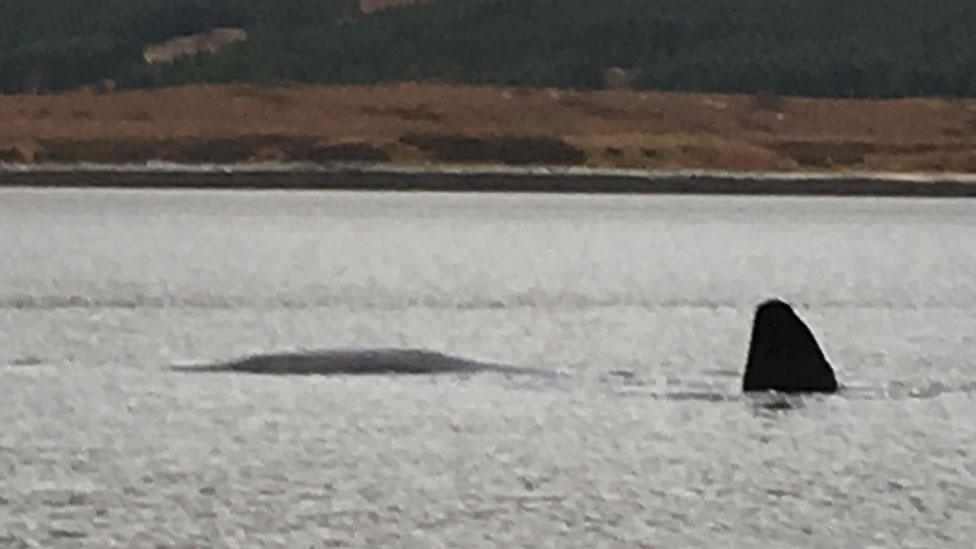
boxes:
[2,189,975,547]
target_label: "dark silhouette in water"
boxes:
[174,299,837,391]
[172,348,551,377]
[743,299,838,393]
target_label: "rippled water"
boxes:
[2,188,975,547]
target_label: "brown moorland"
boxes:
[3,82,976,172]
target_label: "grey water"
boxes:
[1,188,975,547]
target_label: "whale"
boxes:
[173,299,839,393]
[171,348,552,377]
[742,299,838,393]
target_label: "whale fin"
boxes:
[743,300,838,393]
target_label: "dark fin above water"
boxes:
[171,348,552,377]
[743,299,838,393]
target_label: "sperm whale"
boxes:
[743,299,838,393]
[173,299,838,392]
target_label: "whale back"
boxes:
[172,348,551,376]
[743,300,838,393]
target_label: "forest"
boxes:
[1,0,973,97]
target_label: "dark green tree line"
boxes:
[2,0,975,97]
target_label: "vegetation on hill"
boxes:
[6,82,976,172]
[0,0,357,91]
[2,0,975,97]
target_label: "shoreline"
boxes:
[4,163,976,197]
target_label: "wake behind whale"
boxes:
[173,299,840,393]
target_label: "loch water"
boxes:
[1,188,975,547]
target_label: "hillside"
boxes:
[2,0,976,97]
[360,0,432,12]
[3,83,976,173]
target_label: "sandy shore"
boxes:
[4,164,976,197]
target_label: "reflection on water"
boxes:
[1,189,976,547]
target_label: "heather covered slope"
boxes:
[4,83,976,173]
[3,0,976,97]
